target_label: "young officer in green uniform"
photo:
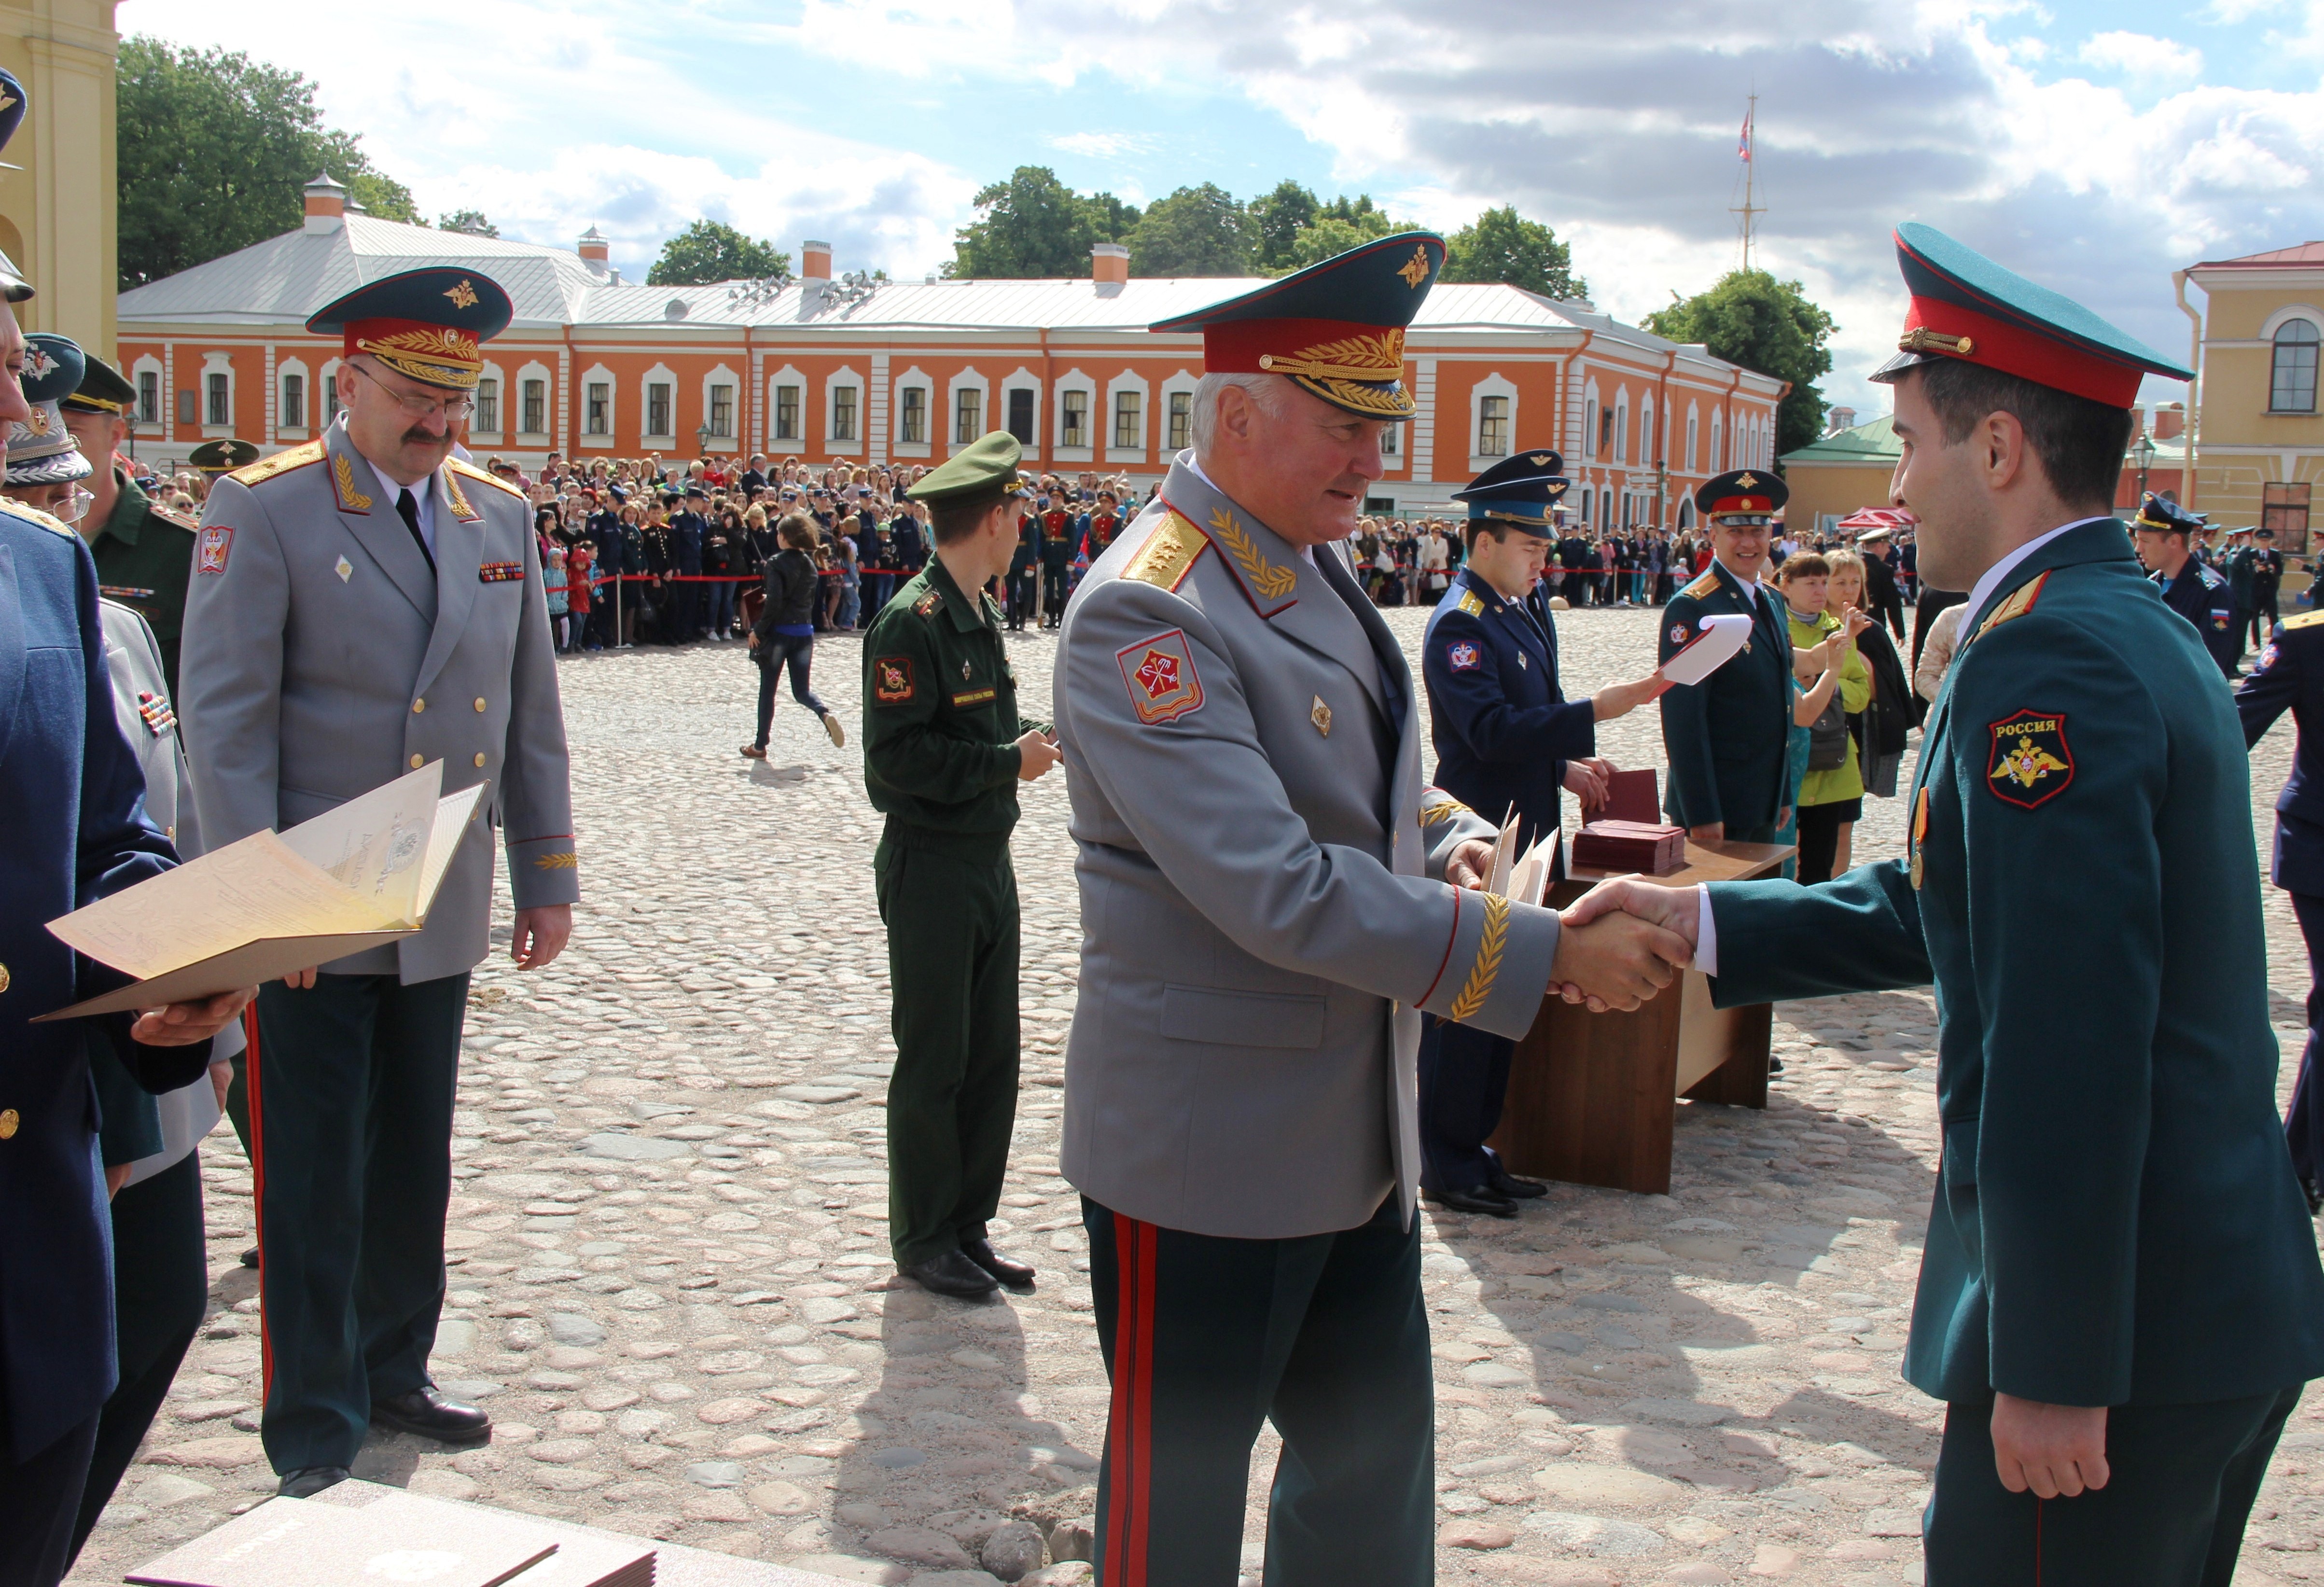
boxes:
[1573,223,2324,1587]
[864,430,1062,1299]
[62,354,202,695]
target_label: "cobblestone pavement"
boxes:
[73,604,2324,1587]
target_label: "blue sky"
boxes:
[122,0,2324,415]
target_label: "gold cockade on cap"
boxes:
[444,278,481,310]
[1397,245,1432,289]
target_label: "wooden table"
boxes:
[1487,839,1794,1197]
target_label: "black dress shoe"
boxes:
[370,1385,492,1446]
[278,1465,350,1498]
[1423,1185,1520,1219]
[1488,1167,1549,1200]
[2303,1176,2323,1217]
[901,1249,1000,1298]
[961,1238,1036,1291]
[240,1246,260,1269]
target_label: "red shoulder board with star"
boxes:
[1986,709,2073,808]
[1117,628,1204,724]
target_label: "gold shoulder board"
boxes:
[1680,570,1720,601]
[1974,570,2050,639]
[2,501,75,537]
[229,438,325,488]
[1455,590,1485,617]
[2283,610,2324,633]
[448,456,523,499]
[1121,513,1207,593]
[151,504,200,533]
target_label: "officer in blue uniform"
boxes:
[2133,494,2241,677]
[0,69,250,1587]
[2235,609,2324,1213]
[1418,451,1664,1215]
[1578,222,2324,1587]
[1658,470,1796,844]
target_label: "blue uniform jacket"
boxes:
[0,506,211,1462]
[1702,520,2324,1407]
[1657,559,1795,833]
[1422,567,1593,851]
[2155,559,2239,677]
[2235,610,2324,895]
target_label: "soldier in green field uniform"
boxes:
[864,430,1062,1299]
[61,353,202,695]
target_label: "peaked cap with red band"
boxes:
[1695,467,1788,525]
[306,266,514,392]
[1871,222,2190,408]
[1148,230,1445,420]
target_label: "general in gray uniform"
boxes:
[181,267,578,1497]
[1055,233,1690,1586]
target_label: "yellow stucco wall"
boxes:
[2190,264,2324,547]
[1781,461,1897,539]
[0,0,117,360]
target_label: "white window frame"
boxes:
[1159,368,1200,459]
[513,360,554,443]
[1639,396,1654,471]
[825,365,864,455]
[1105,368,1150,465]
[891,365,934,458]
[468,358,506,445]
[766,365,806,455]
[1053,368,1096,462]
[700,363,740,452]
[200,352,236,438]
[275,356,312,441]
[1686,404,1699,473]
[1613,390,1629,465]
[1467,370,1519,474]
[131,355,165,435]
[577,362,616,448]
[640,362,678,445]
[948,366,991,453]
[1001,367,1043,459]
[1580,377,1600,464]
[1710,410,1724,474]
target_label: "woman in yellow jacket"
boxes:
[1775,551,1872,883]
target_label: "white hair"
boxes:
[1190,372,1292,460]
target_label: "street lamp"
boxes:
[2134,431,2156,501]
[695,420,712,459]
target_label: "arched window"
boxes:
[2274,319,2320,414]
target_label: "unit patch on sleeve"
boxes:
[873,656,916,704]
[1986,709,2074,808]
[196,524,234,575]
[1447,640,1482,672]
[1116,628,1204,725]
[479,560,525,583]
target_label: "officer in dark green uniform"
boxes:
[187,437,260,478]
[1658,469,1796,844]
[1577,223,2324,1587]
[63,355,201,696]
[864,430,1062,1299]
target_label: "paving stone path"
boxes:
[71,605,2324,1587]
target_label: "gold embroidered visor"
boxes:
[346,319,486,390]
[1203,318,1417,419]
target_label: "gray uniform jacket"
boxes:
[181,420,579,985]
[1055,454,1562,1240]
[97,598,236,1185]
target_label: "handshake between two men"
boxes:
[1445,844,1704,1013]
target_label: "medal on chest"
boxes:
[1909,786,1929,890]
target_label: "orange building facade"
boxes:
[117,181,1784,526]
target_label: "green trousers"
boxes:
[874,822,1019,1268]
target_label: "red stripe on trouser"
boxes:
[2035,1495,2043,1587]
[244,1003,272,1397]
[1105,1212,1158,1587]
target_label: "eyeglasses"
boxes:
[350,360,474,423]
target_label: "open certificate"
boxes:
[1660,612,1753,686]
[39,762,485,1020]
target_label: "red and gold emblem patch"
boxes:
[1117,628,1204,724]
[873,655,915,704]
[1986,709,2073,808]
[196,524,233,575]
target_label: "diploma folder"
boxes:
[38,762,484,1021]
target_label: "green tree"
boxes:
[1284,214,1401,270]
[115,36,415,289]
[1643,269,1836,459]
[1247,179,1319,272]
[945,166,1137,278]
[1441,206,1586,301]
[1129,183,1252,277]
[647,220,789,286]
[438,209,498,237]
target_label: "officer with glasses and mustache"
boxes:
[180,267,579,1501]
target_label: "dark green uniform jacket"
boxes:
[863,554,1042,830]
[1704,519,2324,1408]
[1658,557,1795,833]
[89,468,197,695]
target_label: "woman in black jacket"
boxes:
[743,512,842,755]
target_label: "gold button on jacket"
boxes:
[412,698,426,713]
[473,752,487,768]
[0,1108,18,1140]
[409,753,425,769]
[0,962,9,995]
[473,697,487,712]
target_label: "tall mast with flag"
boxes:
[1731,92,1764,272]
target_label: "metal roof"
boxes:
[1781,412,1900,466]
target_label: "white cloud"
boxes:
[2075,30,2205,82]
[1046,132,1159,159]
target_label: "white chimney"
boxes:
[304,173,348,235]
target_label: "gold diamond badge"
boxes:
[1311,696,1332,736]
[335,556,353,583]
[444,278,480,309]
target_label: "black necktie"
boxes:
[397,487,436,575]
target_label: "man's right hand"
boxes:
[1547,904,1691,1012]
[1016,731,1063,782]
[1591,671,1669,722]
[1688,822,1724,847]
